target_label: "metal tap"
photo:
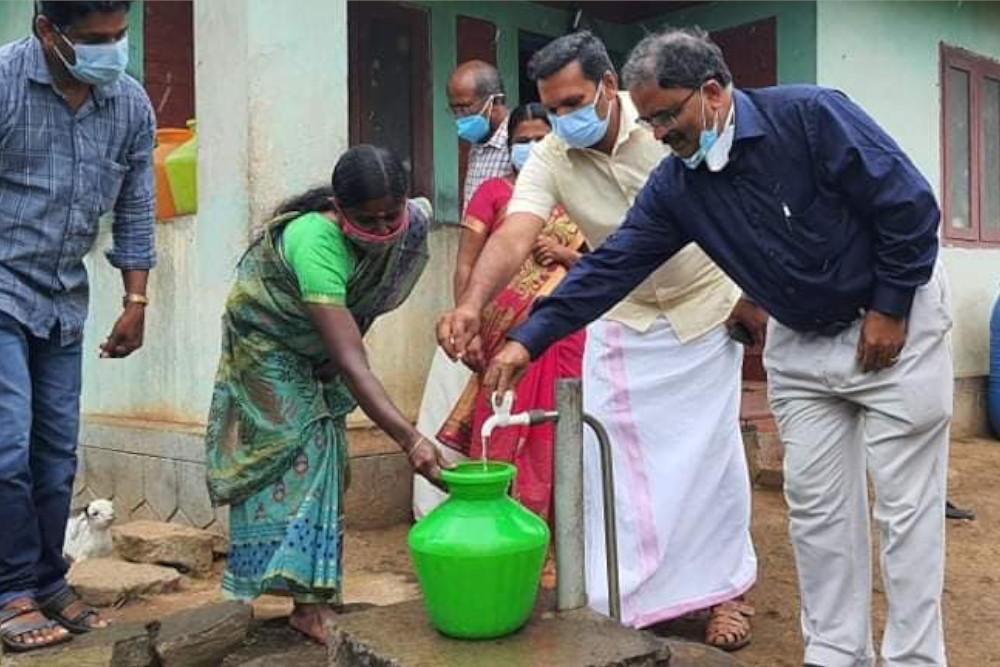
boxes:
[480,391,559,442]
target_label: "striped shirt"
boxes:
[0,38,156,345]
[463,119,512,216]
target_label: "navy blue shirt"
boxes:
[510,86,940,359]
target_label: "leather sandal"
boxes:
[705,598,754,651]
[0,598,72,652]
[38,587,106,634]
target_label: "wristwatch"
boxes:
[123,293,150,308]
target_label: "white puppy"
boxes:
[63,499,116,563]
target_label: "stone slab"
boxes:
[113,520,215,576]
[0,617,153,667]
[68,558,183,607]
[662,640,746,667]
[154,602,252,667]
[326,600,673,667]
[744,427,784,489]
[0,603,252,667]
[221,618,328,667]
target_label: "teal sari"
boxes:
[205,201,429,602]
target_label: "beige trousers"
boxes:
[764,263,953,667]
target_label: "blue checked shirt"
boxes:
[0,38,156,345]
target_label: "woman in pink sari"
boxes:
[438,103,586,522]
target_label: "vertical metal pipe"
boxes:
[583,414,621,623]
[554,379,586,612]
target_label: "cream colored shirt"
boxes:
[508,92,739,343]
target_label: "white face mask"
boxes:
[682,88,736,172]
[704,102,736,172]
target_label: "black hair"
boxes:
[274,145,408,217]
[35,1,131,30]
[622,26,733,90]
[527,30,616,85]
[506,102,550,147]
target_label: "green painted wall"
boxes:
[815,0,1000,378]
[0,0,35,46]
[407,1,639,223]
[0,0,144,81]
[638,1,818,86]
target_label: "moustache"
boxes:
[662,130,685,146]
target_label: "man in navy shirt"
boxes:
[440,27,952,667]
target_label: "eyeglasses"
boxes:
[637,88,699,130]
[447,94,499,118]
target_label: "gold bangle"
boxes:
[407,436,428,458]
[123,293,149,308]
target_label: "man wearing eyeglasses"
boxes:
[437,31,758,650]
[447,60,513,215]
[459,26,953,667]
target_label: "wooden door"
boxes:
[349,2,433,198]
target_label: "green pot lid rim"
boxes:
[441,461,514,486]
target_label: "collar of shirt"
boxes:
[731,89,766,145]
[482,116,509,151]
[25,37,124,106]
[613,91,646,152]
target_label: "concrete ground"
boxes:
[99,437,998,666]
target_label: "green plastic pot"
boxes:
[408,461,550,639]
[164,119,198,215]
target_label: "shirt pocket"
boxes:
[781,193,847,271]
[78,158,129,219]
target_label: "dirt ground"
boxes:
[107,437,1000,667]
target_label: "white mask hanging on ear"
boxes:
[704,100,735,172]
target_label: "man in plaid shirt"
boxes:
[447,60,513,215]
[0,1,155,650]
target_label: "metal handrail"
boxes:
[582,412,620,622]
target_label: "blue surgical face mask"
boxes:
[548,81,612,149]
[681,87,734,172]
[682,89,715,170]
[54,28,129,86]
[455,95,496,144]
[510,141,536,172]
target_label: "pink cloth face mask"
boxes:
[334,200,409,248]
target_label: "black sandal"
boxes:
[38,587,106,634]
[0,599,73,652]
[946,500,976,521]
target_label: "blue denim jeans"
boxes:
[0,312,82,607]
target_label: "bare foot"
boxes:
[288,603,337,644]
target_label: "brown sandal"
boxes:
[705,598,754,651]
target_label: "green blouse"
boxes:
[281,212,355,306]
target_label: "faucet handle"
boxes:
[490,390,515,419]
